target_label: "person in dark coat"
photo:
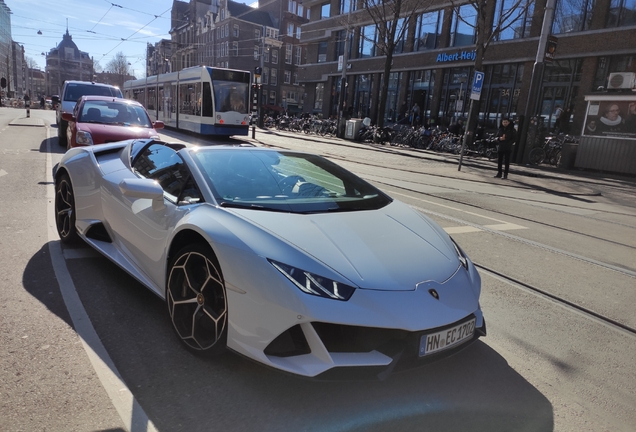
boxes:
[494,117,516,179]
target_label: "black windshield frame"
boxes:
[190,148,392,214]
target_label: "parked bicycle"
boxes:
[529,134,579,166]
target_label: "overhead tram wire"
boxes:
[97,7,172,66]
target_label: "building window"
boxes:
[263,67,269,85]
[451,5,477,47]
[232,41,238,56]
[266,28,279,38]
[288,0,297,14]
[271,68,278,85]
[416,11,443,51]
[296,27,301,40]
[285,44,292,64]
[359,25,376,58]
[298,5,304,17]
[233,24,239,37]
[494,0,533,40]
[272,49,279,64]
[552,0,595,33]
[221,8,225,20]
[295,46,302,65]
[270,90,276,102]
[255,29,261,40]
[607,0,636,27]
[264,48,270,63]
[318,41,328,63]
[315,83,324,110]
[321,3,330,19]
[288,91,297,102]
[288,23,294,36]
[293,72,298,85]
[254,45,260,60]
[284,70,291,84]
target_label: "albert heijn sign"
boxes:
[436,50,476,63]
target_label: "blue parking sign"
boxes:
[470,71,485,101]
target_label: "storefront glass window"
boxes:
[607,0,636,27]
[451,5,477,47]
[552,0,595,34]
[494,0,534,40]
[353,74,373,118]
[314,83,324,110]
[416,11,443,51]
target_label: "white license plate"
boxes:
[419,318,476,357]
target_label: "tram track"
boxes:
[476,263,636,337]
[381,181,636,250]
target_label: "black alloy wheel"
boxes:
[166,244,228,355]
[54,173,79,244]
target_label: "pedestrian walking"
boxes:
[494,117,516,179]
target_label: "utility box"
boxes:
[345,118,363,140]
[559,142,579,169]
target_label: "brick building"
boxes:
[299,0,636,137]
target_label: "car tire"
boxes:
[58,119,67,147]
[54,173,79,244]
[166,244,228,356]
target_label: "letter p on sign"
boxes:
[470,71,485,101]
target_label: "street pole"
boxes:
[337,0,352,138]
[516,0,557,164]
[258,26,265,128]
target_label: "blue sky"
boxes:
[7,0,252,78]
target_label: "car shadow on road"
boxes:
[38,136,66,155]
[24,244,554,432]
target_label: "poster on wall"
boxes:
[583,99,636,139]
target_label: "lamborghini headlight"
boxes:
[76,130,94,146]
[450,237,468,269]
[269,259,355,301]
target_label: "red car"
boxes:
[61,96,164,149]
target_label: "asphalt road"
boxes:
[1,108,635,432]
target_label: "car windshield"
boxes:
[64,83,122,101]
[78,100,152,127]
[191,149,392,213]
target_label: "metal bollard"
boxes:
[26,107,30,118]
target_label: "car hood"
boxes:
[233,201,459,291]
[79,124,158,144]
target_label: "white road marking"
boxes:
[0,169,7,177]
[390,190,527,234]
[46,131,158,432]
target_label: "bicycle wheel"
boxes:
[549,150,562,166]
[529,148,546,165]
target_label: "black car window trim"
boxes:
[132,142,202,205]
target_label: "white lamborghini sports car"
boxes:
[54,139,486,378]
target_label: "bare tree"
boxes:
[105,52,132,88]
[342,0,435,128]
